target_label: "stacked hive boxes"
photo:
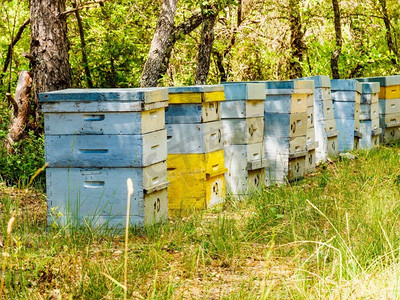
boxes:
[301,76,339,163]
[331,80,362,152]
[40,88,169,227]
[357,76,400,142]
[305,82,318,173]
[263,80,314,183]
[166,85,226,212]
[359,82,382,148]
[221,83,267,195]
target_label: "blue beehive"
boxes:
[261,80,314,183]
[221,83,267,195]
[301,76,339,163]
[357,76,400,142]
[40,88,169,228]
[331,79,362,151]
[358,82,382,149]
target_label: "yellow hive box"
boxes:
[168,85,225,104]
[379,85,400,99]
[169,92,225,104]
[167,150,227,212]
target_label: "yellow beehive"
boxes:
[167,150,226,212]
[169,91,225,104]
[379,85,400,99]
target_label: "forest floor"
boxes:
[1,143,400,299]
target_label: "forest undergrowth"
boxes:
[1,142,400,299]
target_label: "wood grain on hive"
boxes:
[40,88,169,228]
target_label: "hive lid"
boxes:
[330,79,362,93]
[168,85,223,93]
[39,88,168,103]
[361,82,380,94]
[168,85,225,103]
[300,75,331,88]
[222,82,265,100]
[356,75,400,87]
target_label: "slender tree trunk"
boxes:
[0,19,30,86]
[140,0,177,87]
[72,0,93,87]
[213,1,243,83]
[159,11,205,80]
[29,0,72,97]
[331,0,342,79]
[4,71,32,153]
[288,0,304,78]
[194,11,218,85]
[379,0,397,64]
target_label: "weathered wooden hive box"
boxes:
[221,83,267,195]
[301,76,339,163]
[166,85,226,212]
[262,80,314,183]
[357,76,400,142]
[358,82,382,148]
[40,88,169,228]
[331,79,362,152]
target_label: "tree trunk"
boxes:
[139,0,177,87]
[214,1,243,83]
[158,11,205,81]
[29,0,72,98]
[379,0,398,64]
[4,71,32,153]
[331,0,342,79]
[0,19,30,87]
[288,0,304,78]
[72,0,93,87]
[194,11,218,85]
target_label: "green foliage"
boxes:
[0,130,45,189]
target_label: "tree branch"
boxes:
[59,0,110,17]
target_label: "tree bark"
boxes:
[331,0,342,79]
[4,71,32,153]
[0,19,30,86]
[288,0,304,78]
[29,0,72,98]
[72,0,93,88]
[194,11,218,85]
[378,0,398,64]
[158,11,205,80]
[139,0,177,87]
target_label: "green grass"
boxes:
[1,143,400,298]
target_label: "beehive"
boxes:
[331,79,362,152]
[357,76,400,143]
[358,82,382,149]
[167,150,226,210]
[301,76,339,163]
[40,88,169,228]
[262,80,314,183]
[221,83,267,195]
[166,85,226,211]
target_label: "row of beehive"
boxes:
[39,75,399,227]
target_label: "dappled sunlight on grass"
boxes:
[1,143,400,298]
